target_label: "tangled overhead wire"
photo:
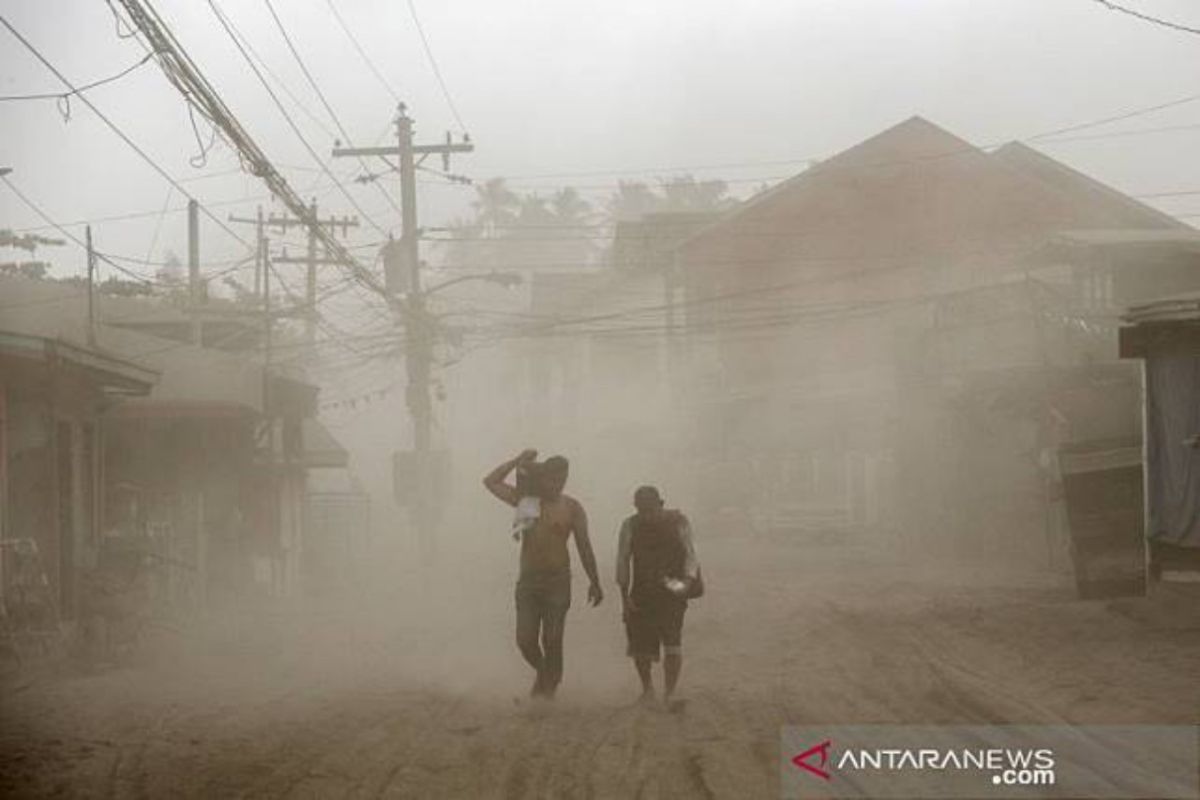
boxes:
[186,102,220,168]
[104,0,140,39]
[0,51,155,122]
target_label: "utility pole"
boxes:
[230,204,358,346]
[256,205,263,299]
[261,234,276,591]
[85,225,96,347]
[305,198,318,346]
[332,103,473,556]
[263,235,273,405]
[332,106,472,449]
[225,205,267,300]
[187,198,201,344]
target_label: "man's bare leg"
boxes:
[516,593,546,697]
[634,657,655,702]
[663,652,682,701]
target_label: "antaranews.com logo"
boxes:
[792,738,1057,788]
[780,725,1198,799]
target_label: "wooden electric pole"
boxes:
[230,204,358,346]
[225,205,267,300]
[332,103,472,452]
[85,225,96,347]
[332,102,473,558]
[187,198,201,344]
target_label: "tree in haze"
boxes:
[2,225,150,293]
[605,180,661,222]
[597,176,738,269]
[658,176,735,214]
[435,180,598,272]
[0,260,50,280]
[1,228,64,280]
[549,187,591,228]
[605,176,735,221]
[516,193,555,228]
[434,175,736,273]
[471,177,520,231]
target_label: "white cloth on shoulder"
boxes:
[511,496,540,541]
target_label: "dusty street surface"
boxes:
[2,536,1197,799]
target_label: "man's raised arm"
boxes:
[483,449,535,507]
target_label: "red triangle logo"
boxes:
[792,740,833,781]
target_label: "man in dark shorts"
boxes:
[484,449,603,699]
[616,485,699,706]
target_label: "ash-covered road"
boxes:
[2,538,1196,799]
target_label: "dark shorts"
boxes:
[515,571,572,618]
[625,596,686,662]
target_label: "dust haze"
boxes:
[2,1,1199,799]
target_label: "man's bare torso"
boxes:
[520,494,579,577]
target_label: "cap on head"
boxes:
[633,485,663,512]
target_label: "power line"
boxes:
[203,0,389,237]
[322,0,400,103]
[2,174,255,300]
[478,118,1200,190]
[1090,0,1200,36]
[264,257,379,358]
[461,97,1200,182]
[112,0,399,321]
[1028,94,1200,142]
[260,0,404,219]
[349,112,1200,195]
[460,270,1100,348]
[9,113,1198,240]
[12,160,1199,239]
[0,51,153,101]
[405,0,468,133]
[103,249,248,270]
[202,4,338,142]
[313,113,1200,191]
[462,244,1047,338]
[142,185,174,266]
[7,180,353,234]
[2,174,158,285]
[1033,120,1200,144]
[0,15,251,251]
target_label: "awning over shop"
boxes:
[0,330,157,394]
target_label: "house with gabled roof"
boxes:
[673,116,1200,572]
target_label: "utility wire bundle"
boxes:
[111,0,400,315]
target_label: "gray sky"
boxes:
[3,0,1200,282]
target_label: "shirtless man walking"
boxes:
[484,449,603,699]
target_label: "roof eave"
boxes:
[0,330,158,393]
